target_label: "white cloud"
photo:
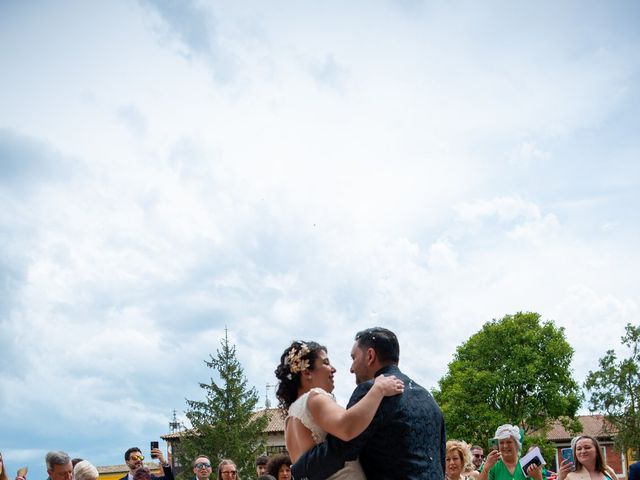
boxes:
[551,284,638,385]
[510,141,552,166]
[427,238,458,269]
[0,1,639,478]
[507,213,561,245]
[455,196,542,224]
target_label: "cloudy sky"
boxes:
[1,0,639,478]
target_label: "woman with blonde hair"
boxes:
[557,435,616,480]
[446,440,477,480]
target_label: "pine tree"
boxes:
[176,328,268,479]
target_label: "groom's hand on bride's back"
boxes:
[373,374,404,397]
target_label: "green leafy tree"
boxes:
[585,323,640,453]
[433,312,582,447]
[176,329,268,479]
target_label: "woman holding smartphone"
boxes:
[477,424,543,480]
[557,436,616,480]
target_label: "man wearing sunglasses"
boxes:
[119,447,173,480]
[193,456,213,480]
[471,445,485,471]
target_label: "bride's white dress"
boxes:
[287,387,366,480]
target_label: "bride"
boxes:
[275,340,404,480]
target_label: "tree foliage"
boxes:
[433,312,582,446]
[176,329,268,479]
[585,323,640,452]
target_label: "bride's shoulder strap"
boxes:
[308,387,334,398]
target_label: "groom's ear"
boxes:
[366,347,377,366]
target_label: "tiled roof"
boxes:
[162,411,617,444]
[257,408,286,433]
[546,415,616,441]
[161,430,186,440]
[161,408,285,440]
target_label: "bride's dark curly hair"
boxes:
[275,340,326,411]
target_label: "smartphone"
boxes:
[561,448,575,470]
[489,438,499,450]
[150,441,159,458]
[17,467,28,478]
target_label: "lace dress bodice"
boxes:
[287,387,333,444]
[286,387,366,480]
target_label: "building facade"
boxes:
[159,408,287,476]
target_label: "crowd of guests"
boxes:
[190,453,292,480]
[444,424,622,480]
[0,447,295,480]
[1,426,632,480]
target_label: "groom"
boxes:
[291,327,446,480]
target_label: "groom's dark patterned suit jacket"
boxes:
[291,364,446,480]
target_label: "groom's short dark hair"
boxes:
[355,327,399,364]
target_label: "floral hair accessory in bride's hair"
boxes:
[285,342,311,378]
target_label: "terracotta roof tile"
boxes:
[546,415,616,441]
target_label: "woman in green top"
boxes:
[477,425,543,480]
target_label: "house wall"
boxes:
[99,474,127,480]
[266,432,287,455]
[98,466,162,480]
[605,445,623,475]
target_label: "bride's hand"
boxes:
[373,374,405,397]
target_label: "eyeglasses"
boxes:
[195,463,211,469]
[473,454,485,459]
[221,472,237,476]
[130,455,144,461]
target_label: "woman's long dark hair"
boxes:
[275,340,326,411]
[266,454,291,480]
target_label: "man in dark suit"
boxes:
[629,461,640,480]
[291,327,446,480]
[119,447,173,480]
